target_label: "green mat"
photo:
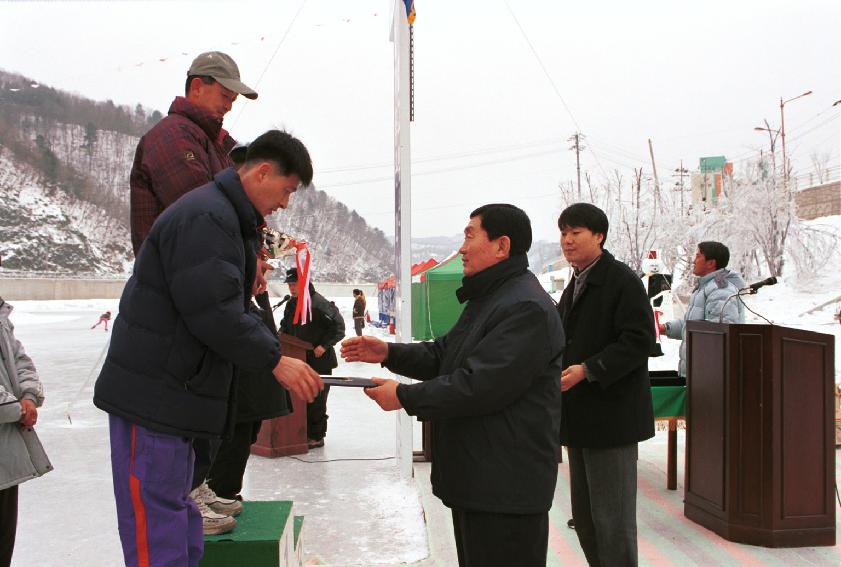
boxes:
[652,385,686,419]
[293,516,303,549]
[201,501,293,567]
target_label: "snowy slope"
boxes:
[0,146,133,273]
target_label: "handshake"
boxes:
[271,336,401,411]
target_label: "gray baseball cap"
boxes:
[188,51,258,100]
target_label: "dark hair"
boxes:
[558,203,609,248]
[469,203,532,255]
[244,130,313,186]
[185,75,215,96]
[697,241,730,270]
[229,145,248,166]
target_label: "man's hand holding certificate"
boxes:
[340,336,402,411]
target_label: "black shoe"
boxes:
[307,438,324,449]
[567,518,575,529]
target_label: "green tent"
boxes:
[411,254,465,340]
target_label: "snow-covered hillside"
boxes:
[0,147,133,273]
[0,70,395,281]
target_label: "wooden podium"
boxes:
[684,321,835,547]
[251,334,312,458]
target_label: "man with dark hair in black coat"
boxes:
[342,203,564,567]
[280,268,346,448]
[94,130,324,566]
[557,202,655,567]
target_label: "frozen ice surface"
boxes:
[9,296,428,566]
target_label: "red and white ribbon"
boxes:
[292,240,313,325]
[653,308,663,342]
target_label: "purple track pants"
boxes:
[109,414,203,566]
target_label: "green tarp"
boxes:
[412,255,465,340]
[652,385,686,418]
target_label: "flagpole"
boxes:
[392,0,413,478]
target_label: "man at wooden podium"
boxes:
[556,203,655,567]
[659,241,745,377]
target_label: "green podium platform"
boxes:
[201,501,302,567]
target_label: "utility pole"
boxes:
[568,132,585,199]
[673,160,689,216]
[648,138,662,212]
[779,90,812,195]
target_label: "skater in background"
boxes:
[352,289,366,336]
[91,310,112,331]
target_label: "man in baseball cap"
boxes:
[130,50,258,254]
[187,51,258,100]
[128,49,259,537]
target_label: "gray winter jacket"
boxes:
[663,269,746,377]
[0,298,52,490]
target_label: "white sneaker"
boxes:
[193,499,236,536]
[190,482,244,517]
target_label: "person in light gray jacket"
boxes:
[0,296,52,567]
[660,241,746,377]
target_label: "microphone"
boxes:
[272,294,291,311]
[744,277,778,293]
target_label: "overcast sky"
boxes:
[1,0,839,241]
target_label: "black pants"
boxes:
[207,421,262,499]
[190,437,222,491]
[307,385,330,440]
[451,508,548,567]
[0,485,18,567]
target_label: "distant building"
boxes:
[795,180,841,220]
[690,156,733,207]
[541,256,570,274]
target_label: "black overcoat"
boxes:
[280,290,345,375]
[557,249,655,448]
[233,298,292,423]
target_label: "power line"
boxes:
[230,0,308,129]
[502,0,610,181]
[317,137,566,175]
[317,146,564,190]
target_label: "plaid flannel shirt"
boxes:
[129,96,236,254]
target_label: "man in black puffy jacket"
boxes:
[342,204,564,567]
[280,268,346,448]
[94,130,323,567]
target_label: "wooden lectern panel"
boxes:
[684,321,835,547]
[251,334,312,458]
[734,332,765,522]
[779,334,833,520]
[686,327,726,510]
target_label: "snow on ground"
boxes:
[9,295,428,567]
[6,236,841,565]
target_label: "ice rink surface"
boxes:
[9,296,428,567]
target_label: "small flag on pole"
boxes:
[403,0,416,24]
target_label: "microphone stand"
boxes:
[720,290,773,325]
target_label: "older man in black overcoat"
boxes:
[342,204,564,567]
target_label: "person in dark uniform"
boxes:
[280,268,345,448]
[351,289,366,336]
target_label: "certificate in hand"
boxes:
[320,376,378,388]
